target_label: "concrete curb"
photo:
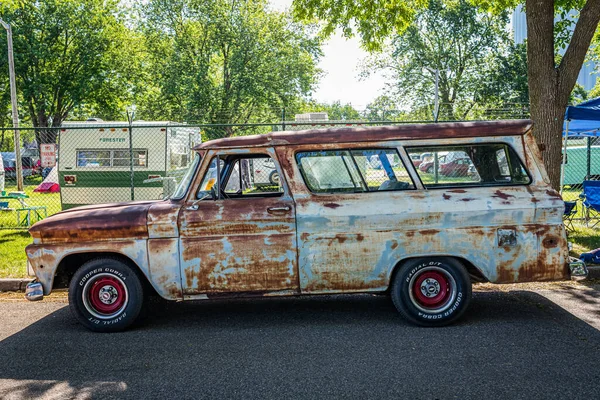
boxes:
[0,278,33,292]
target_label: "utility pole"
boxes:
[0,18,23,191]
[433,69,440,123]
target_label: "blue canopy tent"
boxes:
[562,97,600,190]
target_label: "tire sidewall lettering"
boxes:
[78,265,129,326]
[403,260,463,321]
[78,267,128,287]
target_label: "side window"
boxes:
[223,156,283,196]
[197,155,283,199]
[350,149,414,191]
[296,148,414,193]
[76,149,147,167]
[296,151,364,193]
[407,144,531,188]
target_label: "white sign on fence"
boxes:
[41,144,57,168]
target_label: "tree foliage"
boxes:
[292,0,600,189]
[139,0,322,137]
[0,0,135,143]
[364,0,515,120]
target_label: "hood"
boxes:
[30,200,159,243]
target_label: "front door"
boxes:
[179,148,299,296]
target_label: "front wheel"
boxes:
[390,257,472,327]
[68,257,144,332]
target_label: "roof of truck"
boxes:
[193,119,533,150]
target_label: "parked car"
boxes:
[419,155,446,173]
[439,157,472,177]
[25,120,587,332]
[409,153,422,168]
[1,151,39,179]
[252,157,279,186]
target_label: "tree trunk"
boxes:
[526,0,600,190]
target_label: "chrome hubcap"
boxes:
[98,285,118,305]
[420,278,441,298]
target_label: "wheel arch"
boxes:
[387,255,488,291]
[53,252,159,297]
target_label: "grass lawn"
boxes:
[0,230,32,278]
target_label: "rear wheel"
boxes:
[391,257,472,326]
[68,257,144,332]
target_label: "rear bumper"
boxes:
[568,257,588,280]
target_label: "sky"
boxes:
[269,0,388,108]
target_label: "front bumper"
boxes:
[568,257,588,280]
[24,281,44,301]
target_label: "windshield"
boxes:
[170,153,201,199]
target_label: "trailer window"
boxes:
[76,149,147,167]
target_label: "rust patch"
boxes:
[448,189,467,193]
[300,232,310,241]
[542,235,559,249]
[356,233,364,242]
[405,231,415,238]
[30,201,153,243]
[442,193,451,200]
[182,233,297,294]
[334,234,348,244]
[419,229,439,235]
[460,198,475,202]
[496,265,516,283]
[545,189,562,199]
[390,241,398,250]
[194,120,532,150]
[323,202,341,209]
[492,190,515,200]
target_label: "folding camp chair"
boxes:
[563,201,578,232]
[580,180,600,228]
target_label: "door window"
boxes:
[196,155,283,199]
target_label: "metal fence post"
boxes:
[1,19,23,191]
[127,107,136,201]
[281,107,286,131]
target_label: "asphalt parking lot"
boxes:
[1,283,600,399]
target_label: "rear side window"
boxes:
[296,149,415,193]
[406,144,530,188]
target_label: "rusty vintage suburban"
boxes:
[24,120,588,331]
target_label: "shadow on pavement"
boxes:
[1,291,600,399]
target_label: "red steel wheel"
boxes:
[82,273,129,320]
[407,266,458,314]
[411,270,451,309]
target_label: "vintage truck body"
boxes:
[25,120,588,331]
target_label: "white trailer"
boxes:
[58,120,200,209]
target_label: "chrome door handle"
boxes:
[267,206,291,213]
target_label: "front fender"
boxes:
[25,240,182,299]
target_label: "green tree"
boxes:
[140,0,322,137]
[0,0,138,145]
[364,0,511,121]
[296,100,361,120]
[292,0,600,189]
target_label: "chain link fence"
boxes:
[561,135,600,224]
[7,103,595,230]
